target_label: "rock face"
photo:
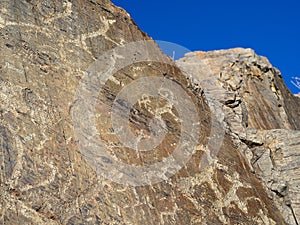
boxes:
[177,49,300,225]
[0,0,299,225]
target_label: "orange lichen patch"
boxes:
[196,51,206,57]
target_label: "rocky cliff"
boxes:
[177,49,300,224]
[0,0,299,224]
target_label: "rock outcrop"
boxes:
[0,0,299,224]
[177,49,300,224]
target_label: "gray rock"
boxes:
[177,49,300,225]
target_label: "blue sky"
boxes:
[111,0,300,94]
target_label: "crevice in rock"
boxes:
[290,206,299,225]
[240,138,263,149]
[270,189,285,198]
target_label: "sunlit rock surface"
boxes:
[0,0,299,224]
[177,49,300,224]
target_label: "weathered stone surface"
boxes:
[177,49,300,224]
[252,130,300,225]
[0,0,298,225]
